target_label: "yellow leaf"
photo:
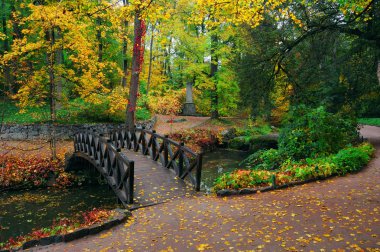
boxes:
[196,243,212,251]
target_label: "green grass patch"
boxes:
[0,100,91,124]
[0,99,151,124]
[359,118,380,127]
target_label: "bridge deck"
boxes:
[123,149,195,209]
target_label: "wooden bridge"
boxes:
[66,127,203,208]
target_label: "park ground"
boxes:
[23,124,380,251]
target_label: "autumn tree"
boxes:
[1,1,110,157]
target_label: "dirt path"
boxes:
[31,126,380,251]
[153,115,210,135]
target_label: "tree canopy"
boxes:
[0,0,378,126]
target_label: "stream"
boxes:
[0,185,119,243]
[201,149,251,192]
[0,148,250,243]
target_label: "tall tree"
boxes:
[121,0,129,88]
[126,12,146,130]
[1,0,12,94]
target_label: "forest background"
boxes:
[0,0,379,127]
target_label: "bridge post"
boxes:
[152,130,157,159]
[178,142,184,177]
[164,134,169,167]
[74,134,78,152]
[133,125,138,151]
[128,161,134,204]
[141,126,146,154]
[195,152,203,191]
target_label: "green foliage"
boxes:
[235,125,272,139]
[332,143,374,173]
[234,118,273,142]
[213,170,273,191]
[136,97,151,121]
[229,137,250,151]
[0,208,115,250]
[249,135,278,152]
[279,105,359,160]
[0,100,87,124]
[358,118,380,127]
[242,149,283,171]
[213,143,374,191]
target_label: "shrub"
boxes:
[0,154,81,190]
[241,149,283,171]
[213,170,273,191]
[332,143,374,173]
[169,128,220,153]
[249,135,278,152]
[213,143,374,191]
[279,105,359,160]
[147,89,185,115]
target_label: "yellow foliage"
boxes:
[107,87,129,115]
[147,89,186,115]
[271,84,292,125]
[12,69,49,108]
[193,88,211,116]
[5,2,120,110]
[192,0,286,28]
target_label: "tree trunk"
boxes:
[10,1,26,92]
[121,0,129,88]
[126,13,145,130]
[55,27,63,109]
[96,15,103,62]
[210,33,219,119]
[377,60,380,85]
[2,0,12,94]
[46,28,57,160]
[146,24,155,95]
[166,36,173,78]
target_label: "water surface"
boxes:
[0,185,119,243]
[201,149,250,192]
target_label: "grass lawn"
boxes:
[359,118,380,127]
[0,100,91,124]
[0,99,151,124]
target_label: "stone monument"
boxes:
[182,82,197,116]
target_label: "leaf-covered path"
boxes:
[33,126,380,251]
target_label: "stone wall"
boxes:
[0,117,156,140]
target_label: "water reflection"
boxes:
[0,185,120,243]
[201,149,250,193]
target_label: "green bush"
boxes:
[213,143,375,191]
[213,170,273,191]
[249,135,278,152]
[241,149,283,171]
[332,143,374,173]
[279,105,359,160]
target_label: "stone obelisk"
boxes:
[182,82,197,116]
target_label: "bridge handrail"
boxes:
[109,126,203,191]
[74,130,134,204]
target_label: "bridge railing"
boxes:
[74,131,134,204]
[110,127,203,191]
